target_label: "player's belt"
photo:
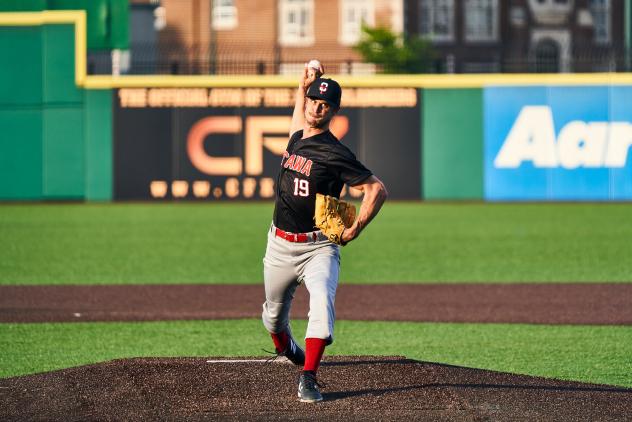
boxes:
[274,227,322,243]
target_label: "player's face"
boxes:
[305,97,337,128]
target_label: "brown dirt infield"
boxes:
[2,283,631,420]
[1,283,631,324]
[1,356,631,421]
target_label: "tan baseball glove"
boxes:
[314,193,356,245]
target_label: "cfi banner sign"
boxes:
[484,86,632,200]
[112,87,420,200]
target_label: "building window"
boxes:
[340,0,375,45]
[212,0,237,30]
[419,0,455,42]
[464,0,498,42]
[279,0,314,46]
[591,0,610,44]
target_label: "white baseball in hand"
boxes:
[307,59,323,77]
[308,59,321,70]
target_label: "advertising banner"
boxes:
[113,87,420,200]
[484,86,632,200]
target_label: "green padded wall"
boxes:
[0,27,43,105]
[0,1,46,12]
[1,1,129,49]
[0,26,44,199]
[43,107,84,198]
[48,0,128,50]
[41,23,86,199]
[0,22,97,201]
[42,25,82,104]
[109,0,129,50]
[422,89,484,200]
[85,89,112,200]
[49,0,109,49]
[0,110,43,199]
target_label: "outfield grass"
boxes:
[1,319,631,388]
[1,202,632,284]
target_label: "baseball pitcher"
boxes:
[261,61,388,403]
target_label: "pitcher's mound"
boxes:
[1,356,630,421]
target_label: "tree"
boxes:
[354,25,436,74]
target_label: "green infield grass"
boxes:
[1,202,632,284]
[1,320,631,388]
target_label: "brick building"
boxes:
[404,0,627,73]
[128,0,629,74]
[148,0,403,74]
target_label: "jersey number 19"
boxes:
[293,178,309,197]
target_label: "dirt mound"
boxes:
[1,356,630,421]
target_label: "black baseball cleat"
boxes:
[281,333,305,366]
[298,371,323,403]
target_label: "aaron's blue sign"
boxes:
[484,86,632,200]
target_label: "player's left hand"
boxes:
[314,193,355,245]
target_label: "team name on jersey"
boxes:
[281,152,313,176]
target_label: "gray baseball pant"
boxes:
[262,224,340,344]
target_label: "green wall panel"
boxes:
[49,0,128,50]
[0,27,42,106]
[49,0,108,49]
[0,1,46,12]
[109,0,129,49]
[42,25,82,104]
[0,109,43,199]
[422,89,484,200]
[1,1,129,50]
[0,23,94,201]
[85,89,112,200]
[42,107,84,198]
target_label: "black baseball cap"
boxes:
[306,78,342,108]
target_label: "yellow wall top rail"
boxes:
[3,11,632,89]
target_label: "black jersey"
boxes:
[273,130,372,233]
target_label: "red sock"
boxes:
[270,331,288,353]
[303,338,327,373]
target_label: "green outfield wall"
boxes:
[0,0,128,49]
[0,24,80,200]
[422,89,484,200]
[0,19,111,200]
[84,89,112,201]
[3,11,632,202]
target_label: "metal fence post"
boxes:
[626,0,631,70]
